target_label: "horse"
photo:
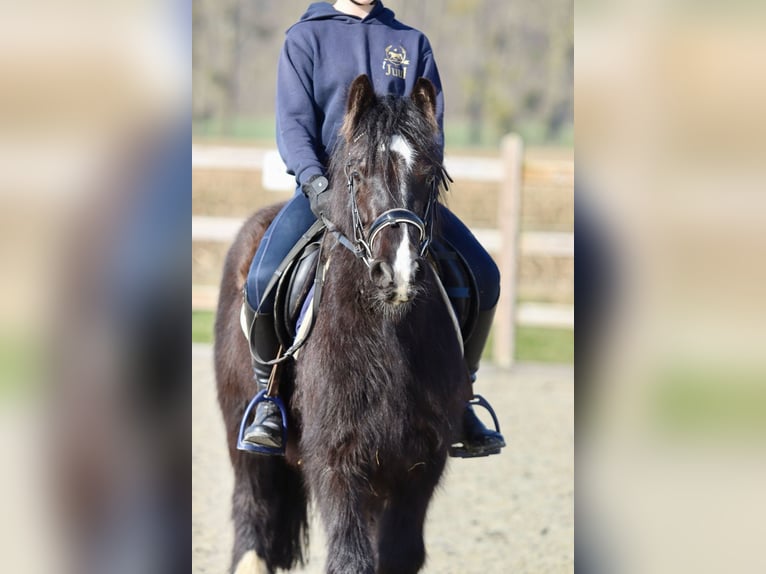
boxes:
[214,75,471,574]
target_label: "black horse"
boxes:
[215,75,471,574]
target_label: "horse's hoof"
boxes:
[233,550,272,574]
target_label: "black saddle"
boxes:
[273,231,324,349]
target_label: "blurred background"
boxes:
[577,2,766,574]
[0,0,189,572]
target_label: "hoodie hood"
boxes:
[295,1,395,26]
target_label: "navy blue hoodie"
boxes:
[275,1,444,188]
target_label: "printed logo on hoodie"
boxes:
[382,45,410,79]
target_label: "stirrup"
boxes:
[448,394,504,459]
[468,394,501,434]
[237,390,288,455]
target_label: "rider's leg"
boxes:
[437,205,506,457]
[245,193,316,314]
[242,193,316,451]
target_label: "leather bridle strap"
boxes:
[367,208,427,256]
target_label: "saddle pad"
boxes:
[295,285,315,340]
[292,285,315,357]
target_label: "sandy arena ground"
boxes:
[192,344,573,573]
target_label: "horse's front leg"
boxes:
[313,469,376,574]
[376,469,443,574]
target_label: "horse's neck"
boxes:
[322,245,369,306]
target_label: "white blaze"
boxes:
[390,134,415,169]
[390,134,416,301]
[390,134,415,205]
[393,227,413,301]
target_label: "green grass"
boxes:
[513,326,573,364]
[0,337,42,400]
[193,116,573,149]
[193,310,573,364]
[193,116,276,142]
[193,310,216,344]
[650,365,766,438]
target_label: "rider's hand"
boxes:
[301,174,330,220]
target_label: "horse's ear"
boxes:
[342,75,376,141]
[411,78,438,129]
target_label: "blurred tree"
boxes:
[192,0,573,146]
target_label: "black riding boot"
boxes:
[241,308,285,452]
[450,305,506,458]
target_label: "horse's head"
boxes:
[329,75,448,308]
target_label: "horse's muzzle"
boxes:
[369,255,426,304]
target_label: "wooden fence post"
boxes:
[493,134,523,368]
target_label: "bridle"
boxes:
[326,158,449,268]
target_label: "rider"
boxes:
[242,0,505,458]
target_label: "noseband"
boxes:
[367,208,427,258]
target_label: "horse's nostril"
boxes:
[369,259,394,288]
